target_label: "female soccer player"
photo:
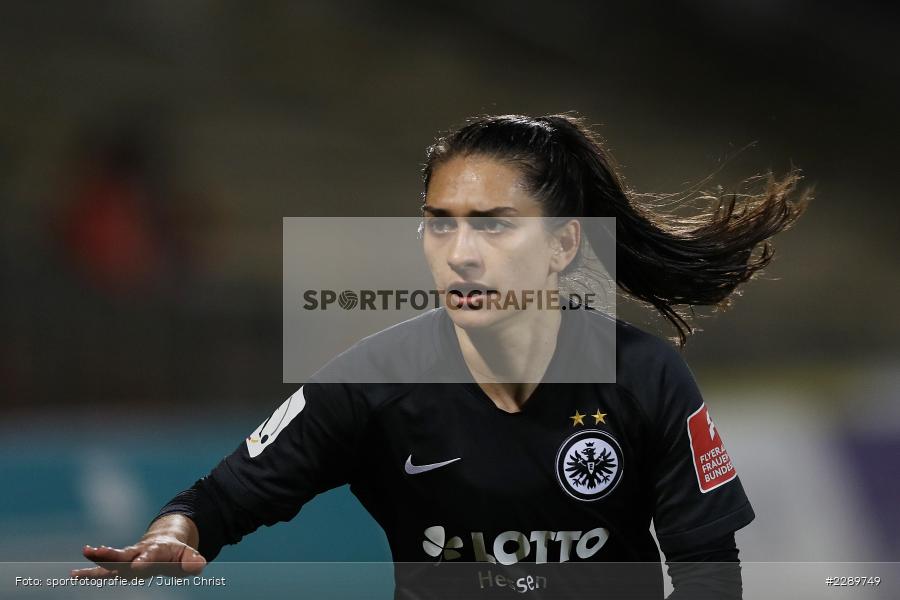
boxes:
[75,114,809,599]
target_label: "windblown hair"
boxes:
[422,113,811,347]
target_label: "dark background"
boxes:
[1,0,897,581]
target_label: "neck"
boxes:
[453,306,562,412]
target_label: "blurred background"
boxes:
[1,0,898,595]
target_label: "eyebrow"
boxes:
[420,204,520,217]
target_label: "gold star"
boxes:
[570,410,585,426]
[593,410,607,425]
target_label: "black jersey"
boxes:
[161,306,755,599]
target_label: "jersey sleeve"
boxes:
[649,345,755,556]
[155,380,369,560]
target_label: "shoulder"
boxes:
[613,314,687,384]
[306,309,449,408]
[579,308,697,421]
[576,307,684,380]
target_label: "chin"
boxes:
[445,306,510,331]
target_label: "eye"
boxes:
[425,217,456,235]
[473,217,513,233]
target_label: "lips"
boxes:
[445,282,500,309]
[446,282,499,299]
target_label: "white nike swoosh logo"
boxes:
[404,454,461,475]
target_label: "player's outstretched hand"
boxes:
[71,537,207,579]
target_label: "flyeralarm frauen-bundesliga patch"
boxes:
[686,403,737,493]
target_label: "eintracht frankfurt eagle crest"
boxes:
[556,429,624,501]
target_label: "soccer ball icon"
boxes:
[338,290,359,310]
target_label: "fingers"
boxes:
[129,540,179,570]
[180,548,207,574]
[83,544,141,563]
[76,541,206,579]
[71,565,117,579]
[81,544,141,574]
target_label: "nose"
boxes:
[447,223,483,277]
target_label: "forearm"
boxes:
[665,532,743,600]
[666,563,742,600]
[154,475,264,561]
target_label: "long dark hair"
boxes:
[422,114,811,347]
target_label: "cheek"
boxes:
[492,239,554,285]
[422,237,438,263]
[422,241,446,276]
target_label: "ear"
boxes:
[549,219,581,273]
